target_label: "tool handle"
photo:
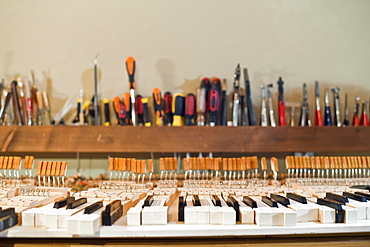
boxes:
[184,93,196,126]
[142,98,151,127]
[220,80,227,126]
[123,93,131,125]
[196,88,206,125]
[315,110,323,126]
[324,106,332,126]
[135,95,144,125]
[172,94,185,126]
[11,81,24,125]
[360,113,369,126]
[126,57,136,89]
[352,115,359,126]
[278,101,286,126]
[103,99,110,126]
[209,89,220,126]
[152,88,163,126]
[163,92,173,125]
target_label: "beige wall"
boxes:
[1,0,370,176]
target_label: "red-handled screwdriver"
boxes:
[277,77,286,126]
[184,93,196,126]
[163,92,173,126]
[135,95,144,126]
[209,79,220,126]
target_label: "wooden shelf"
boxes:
[0,126,369,154]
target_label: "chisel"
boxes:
[232,65,240,126]
[314,81,323,126]
[0,90,12,125]
[331,87,341,127]
[260,85,268,127]
[299,83,310,126]
[42,91,52,125]
[352,96,360,126]
[185,93,196,126]
[135,95,144,126]
[93,54,99,126]
[17,79,28,125]
[196,82,207,126]
[126,57,137,126]
[360,101,368,126]
[277,77,286,126]
[244,68,256,126]
[152,88,164,126]
[11,81,24,125]
[163,92,173,126]
[324,88,332,126]
[240,89,247,126]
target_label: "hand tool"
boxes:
[141,98,151,126]
[260,85,268,126]
[202,78,211,123]
[232,64,240,126]
[285,102,300,127]
[196,82,207,126]
[0,78,4,104]
[277,77,286,126]
[52,90,79,125]
[244,68,256,126]
[185,93,196,126]
[267,84,276,127]
[123,92,131,125]
[331,87,341,127]
[35,91,44,125]
[152,88,164,126]
[352,96,360,126]
[163,92,173,125]
[172,94,185,126]
[126,56,137,126]
[113,97,126,125]
[103,99,111,126]
[299,83,311,126]
[11,81,24,125]
[94,53,99,126]
[219,79,227,126]
[42,91,52,125]
[343,93,349,126]
[0,90,12,125]
[360,101,368,126]
[30,70,38,125]
[135,95,144,126]
[21,77,33,126]
[324,88,332,126]
[314,81,323,126]
[209,79,220,126]
[17,79,28,125]
[240,89,247,126]
[78,89,84,125]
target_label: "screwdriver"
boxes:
[11,81,24,125]
[17,79,28,125]
[123,92,131,125]
[22,77,33,126]
[266,84,276,127]
[163,92,173,126]
[219,79,227,126]
[152,88,164,126]
[141,98,151,127]
[360,101,369,126]
[324,88,332,126]
[135,95,144,126]
[196,81,207,126]
[172,93,185,126]
[113,97,126,125]
[232,64,240,126]
[240,88,247,126]
[209,79,220,126]
[331,87,341,127]
[202,78,211,123]
[42,91,52,125]
[103,99,110,126]
[244,68,256,126]
[314,81,323,126]
[277,77,286,126]
[260,85,268,127]
[343,94,349,126]
[352,96,360,126]
[126,57,137,126]
[299,83,310,126]
[184,93,196,126]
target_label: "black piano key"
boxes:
[243,196,257,208]
[178,196,185,222]
[212,195,221,207]
[343,192,367,202]
[286,193,307,204]
[54,197,75,209]
[262,196,278,208]
[271,194,290,207]
[317,198,344,223]
[66,198,87,209]
[355,191,370,200]
[193,195,201,206]
[227,196,240,222]
[103,200,123,226]
[144,195,154,207]
[84,201,103,214]
[0,208,18,231]
[325,192,349,204]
